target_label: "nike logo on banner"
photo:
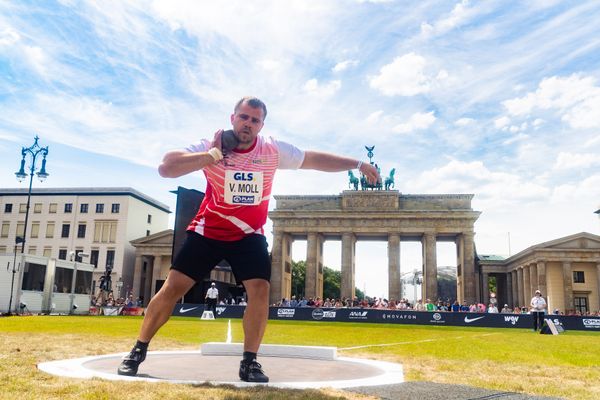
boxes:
[464,316,485,323]
[179,306,199,314]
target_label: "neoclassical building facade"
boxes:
[478,232,600,314]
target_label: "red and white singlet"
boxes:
[185,135,304,241]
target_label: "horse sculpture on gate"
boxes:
[348,170,359,190]
[385,168,395,190]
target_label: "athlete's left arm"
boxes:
[300,150,380,184]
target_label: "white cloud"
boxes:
[502,74,600,129]
[408,159,551,208]
[393,111,436,133]
[302,79,342,97]
[420,0,479,38]
[0,27,20,46]
[366,110,384,124]
[553,152,600,170]
[369,53,435,96]
[494,116,510,129]
[333,59,359,72]
[455,117,475,126]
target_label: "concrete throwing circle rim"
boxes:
[38,350,404,389]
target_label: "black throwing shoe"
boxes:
[117,346,147,376]
[239,359,269,382]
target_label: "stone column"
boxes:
[455,235,464,303]
[506,272,513,308]
[510,271,517,308]
[150,255,162,298]
[516,268,523,308]
[462,232,476,304]
[143,258,153,306]
[132,255,143,298]
[597,263,600,311]
[563,262,574,312]
[388,234,401,301]
[536,261,547,297]
[482,272,490,305]
[341,233,356,301]
[523,264,530,303]
[305,232,324,300]
[269,230,292,303]
[422,232,438,301]
[529,263,537,295]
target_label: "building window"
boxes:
[93,221,117,243]
[147,214,152,224]
[16,222,24,238]
[90,250,99,268]
[19,203,27,213]
[31,222,40,238]
[80,203,89,213]
[43,247,52,257]
[64,203,73,213]
[4,203,12,213]
[28,246,36,255]
[61,224,70,238]
[77,224,86,238]
[96,204,104,213]
[49,203,57,213]
[146,230,150,236]
[0,246,7,253]
[573,271,585,283]
[106,249,115,268]
[46,222,55,238]
[1,222,9,238]
[58,249,67,260]
[111,203,120,213]
[34,203,42,213]
[574,296,588,313]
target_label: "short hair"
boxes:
[234,96,267,120]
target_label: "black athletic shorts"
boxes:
[172,231,271,284]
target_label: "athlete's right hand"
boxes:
[211,129,223,152]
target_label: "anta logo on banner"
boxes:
[583,319,600,328]
[382,313,416,320]
[216,306,226,315]
[349,311,368,319]
[504,315,519,325]
[277,308,295,317]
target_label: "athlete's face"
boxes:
[230,102,265,149]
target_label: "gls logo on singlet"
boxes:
[224,170,264,205]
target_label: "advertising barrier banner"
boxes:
[171,304,599,331]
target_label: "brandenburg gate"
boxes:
[268,191,481,304]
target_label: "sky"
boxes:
[1,0,600,299]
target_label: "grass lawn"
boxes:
[1,315,599,399]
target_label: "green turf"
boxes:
[2,316,599,399]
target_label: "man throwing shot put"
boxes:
[117,96,380,382]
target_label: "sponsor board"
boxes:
[430,312,445,323]
[311,308,337,320]
[504,315,519,325]
[348,310,369,320]
[382,313,417,320]
[464,315,485,324]
[583,318,600,329]
[215,306,226,315]
[277,308,296,318]
[179,306,199,314]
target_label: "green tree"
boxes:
[291,260,364,300]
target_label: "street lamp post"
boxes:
[15,136,49,253]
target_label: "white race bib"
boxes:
[224,170,263,205]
